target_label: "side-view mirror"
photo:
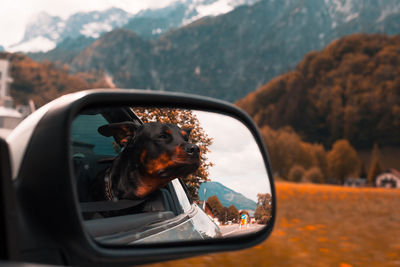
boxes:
[7,89,275,266]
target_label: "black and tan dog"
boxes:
[95,121,200,202]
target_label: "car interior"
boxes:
[70,107,191,244]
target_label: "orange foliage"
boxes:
[0,52,109,107]
[147,182,400,267]
[237,34,400,149]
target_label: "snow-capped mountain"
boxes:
[7,8,133,53]
[65,0,400,102]
[124,0,259,38]
[13,12,65,52]
[8,0,258,53]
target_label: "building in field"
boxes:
[344,177,367,187]
[0,59,24,138]
[375,169,400,189]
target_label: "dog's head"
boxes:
[98,121,200,198]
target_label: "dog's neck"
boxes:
[131,174,171,198]
[108,152,171,200]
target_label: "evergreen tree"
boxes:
[368,144,383,186]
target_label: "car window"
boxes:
[171,179,192,213]
[71,114,118,157]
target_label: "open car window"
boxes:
[70,107,223,245]
[71,110,189,242]
[72,114,119,157]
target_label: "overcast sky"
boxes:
[0,0,175,46]
[195,111,271,202]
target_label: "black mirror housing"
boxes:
[9,89,276,266]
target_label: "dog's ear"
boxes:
[98,121,139,146]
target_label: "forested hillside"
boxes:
[237,34,400,150]
[30,0,400,102]
[0,53,108,107]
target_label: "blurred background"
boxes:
[1,0,399,265]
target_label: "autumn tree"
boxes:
[237,34,400,150]
[207,195,225,222]
[303,167,324,184]
[0,52,108,107]
[132,107,213,200]
[288,165,305,182]
[368,143,383,186]
[327,139,360,184]
[227,205,239,222]
[261,125,327,181]
[254,193,272,224]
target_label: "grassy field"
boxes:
[147,182,400,267]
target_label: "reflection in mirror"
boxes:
[71,106,272,245]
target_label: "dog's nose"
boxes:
[185,144,200,156]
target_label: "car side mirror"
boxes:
[9,89,275,266]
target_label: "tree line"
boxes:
[260,125,384,185]
[207,193,272,225]
[0,52,108,107]
[237,34,400,150]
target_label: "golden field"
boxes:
[147,182,400,267]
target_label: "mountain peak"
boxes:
[11,0,258,53]
[9,7,133,53]
[199,181,257,210]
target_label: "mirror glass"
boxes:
[71,106,272,245]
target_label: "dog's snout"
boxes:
[185,144,200,156]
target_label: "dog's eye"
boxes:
[158,133,169,139]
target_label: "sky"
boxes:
[195,111,271,202]
[0,0,175,47]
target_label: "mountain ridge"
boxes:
[236,33,400,149]
[30,0,400,102]
[8,8,132,53]
[199,181,257,210]
[9,0,257,53]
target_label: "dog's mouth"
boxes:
[145,153,200,178]
[155,160,200,178]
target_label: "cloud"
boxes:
[195,110,271,202]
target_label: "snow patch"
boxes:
[107,14,127,24]
[377,5,400,22]
[328,0,353,15]
[183,0,235,25]
[196,0,234,17]
[50,31,60,40]
[152,28,162,35]
[80,22,113,38]
[7,37,56,53]
[345,12,359,22]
